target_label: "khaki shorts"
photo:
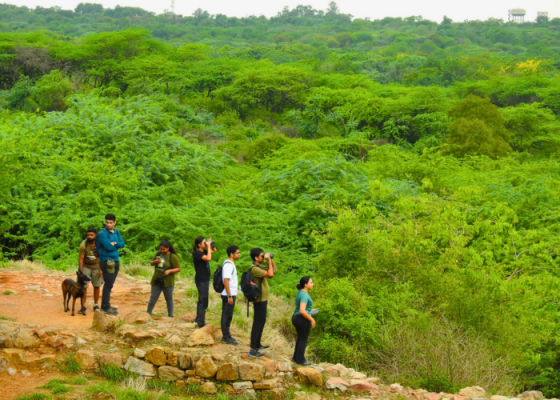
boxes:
[82,266,104,288]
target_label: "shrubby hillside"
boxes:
[1,2,560,395]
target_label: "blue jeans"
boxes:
[147,285,175,317]
[195,281,209,327]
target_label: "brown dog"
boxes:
[62,270,92,316]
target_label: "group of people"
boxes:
[78,214,316,365]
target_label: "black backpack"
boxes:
[212,260,233,293]
[240,266,263,316]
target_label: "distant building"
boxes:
[508,8,526,22]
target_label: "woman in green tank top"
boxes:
[291,276,317,365]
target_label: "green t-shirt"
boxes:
[293,290,313,316]
[250,264,269,303]
[79,240,100,269]
[150,253,180,288]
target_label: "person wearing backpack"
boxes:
[146,240,181,318]
[192,236,216,328]
[220,245,241,345]
[292,276,316,366]
[247,248,276,358]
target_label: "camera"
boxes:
[210,241,216,249]
[154,276,165,286]
[268,253,274,259]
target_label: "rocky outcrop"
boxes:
[123,357,157,377]
[188,324,217,346]
[123,311,152,325]
[296,367,323,386]
[92,310,119,332]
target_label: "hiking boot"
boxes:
[296,361,312,366]
[248,349,264,358]
[101,308,118,316]
[221,337,239,345]
[258,345,269,350]
[93,305,100,312]
[78,307,86,315]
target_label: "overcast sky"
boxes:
[7,0,560,22]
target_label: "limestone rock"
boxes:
[239,362,266,381]
[14,330,40,349]
[195,355,217,378]
[217,363,239,381]
[188,324,216,346]
[76,337,88,345]
[92,310,119,332]
[262,388,286,400]
[116,324,137,336]
[177,352,192,370]
[294,392,321,400]
[326,377,349,392]
[0,357,8,374]
[241,389,257,399]
[201,382,217,394]
[166,335,182,347]
[124,357,157,377]
[125,330,157,341]
[254,378,281,390]
[491,396,509,400]
[75,350,96,369]
[424,393,441,400]
[277,361,293,372]
[367,377,381,384]
[145,346,167,366]
[519,393,544,400]
[459,387,487,398]
[350,379,378,392]
[325,367,340,376]
[391,383,404,392]
[8,367,16,376]
[158,366,185,381]
[123,311,152,325]
[133,348,146,359]
[186,377,201,385]
[98,353,123,368]
[347,371,367,380]
[3,348,27,365]
[166,350,178,366]
[297,367,323,386]
[233,381,254,391]
[179,313,196,322]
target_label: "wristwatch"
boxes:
[227,295,232,298]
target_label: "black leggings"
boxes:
[292,314,311,363]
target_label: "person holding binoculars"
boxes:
[146,240,181,318]
[248,248,277,358]
[192,236,217,328]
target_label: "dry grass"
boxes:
[374,317,517,395]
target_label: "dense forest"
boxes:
[2,2,560,395]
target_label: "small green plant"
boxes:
[186,383,201,395]
[0,316,15,321]
[61,352,81,374]
[38,380,71,394]
[16,394,53,400]
[98,363,127,381]
[3,290,13,295]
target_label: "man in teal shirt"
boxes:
[96,213,125,315]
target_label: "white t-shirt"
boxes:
[221,260,238,296]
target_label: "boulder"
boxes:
[92,310,119,332]
[350,379,378,392]
[186,377,201,385]
[166,350,178,366]
[294,392,321,400]
[124,357,157,377]
[239,362,266,381]
[459,387,487,398]
[132,348,146,359]
[368,377,381,384]
[98,353,123,368]
[241,389,257,399]
[145,346,167,366]
[3,348,27,365]
[201,382,217,394]
[391,383,404,392]
[195,355,217,378]
[125,330,157,340]
[158,366,185,381]
[491,396,509,400]
[116,324,137,336]
[326,377,349,392]
[424,393,441,400]
[188,324,217,346]
[296,367,323,386]
[14,330,40,349]
[179,313,196,322]
[177,352,193,370]
[123,311,152,324]
[166,335,182,347]
[519,393,544,400]
[254,378,281,390]
[347,371,367,380]
[277,361,293,372]
[233,381,254,391]
[75,350,96,369]
[324,367,340,376]
[217,363,239,381]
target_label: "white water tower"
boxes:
[508,8,526,22]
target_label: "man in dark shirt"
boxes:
[192,236,216,328]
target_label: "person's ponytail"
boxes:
[297,276,311,290]
[193,236,204,254]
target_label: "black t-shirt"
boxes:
[192,249,211,283]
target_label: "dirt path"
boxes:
[0,270,155,331]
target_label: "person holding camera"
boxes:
[147,240,181,318]
[292,276,316,366]
[192,236,216,328]
[248,248,276,358]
